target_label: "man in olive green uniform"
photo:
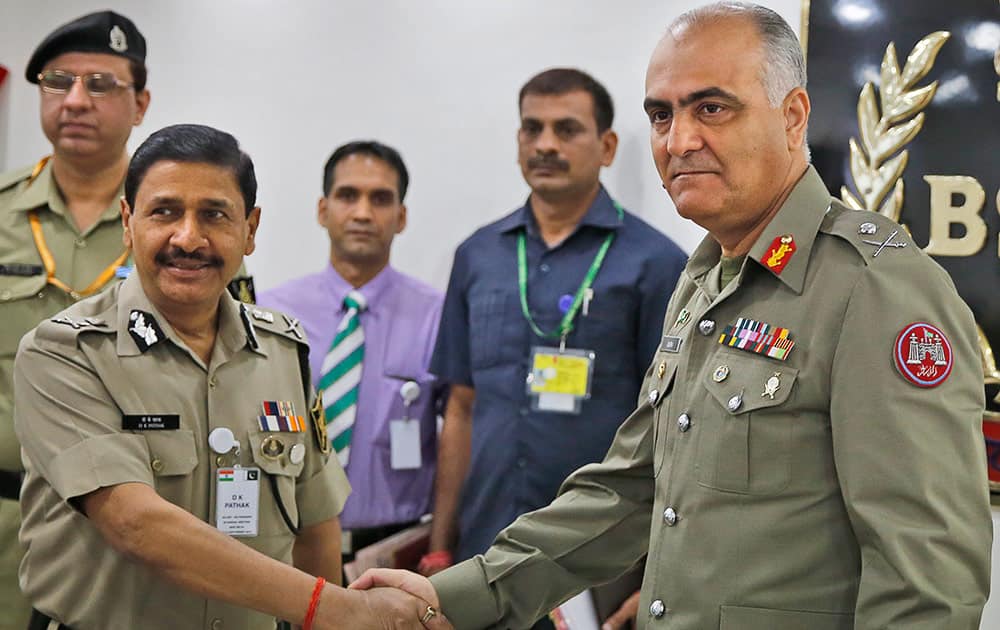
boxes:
[0,12,151,627]
[356,3,993,629]
[16,124,449,629]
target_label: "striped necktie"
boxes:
[318,290,367,466]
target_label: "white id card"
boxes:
[216,467,260,537]
[390,419,422,470]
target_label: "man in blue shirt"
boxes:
[420,68,686,626]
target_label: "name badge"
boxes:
[122,414,179,430]
[526,346,595,415]
[390,419,422,470]
[216,467,260,537]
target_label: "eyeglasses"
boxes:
[37,70,134,97]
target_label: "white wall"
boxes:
[0,0,780,291]
[3,1,998,627]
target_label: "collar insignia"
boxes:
[128,310,164,352]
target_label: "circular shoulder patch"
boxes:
[893,322,954,388]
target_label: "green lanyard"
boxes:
[517,202,624,346]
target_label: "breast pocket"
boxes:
[696,347,799,495]
[248,428,307,535]
[0,273,48,357]
[468,289,509,370]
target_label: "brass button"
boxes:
[74,238,87,248]
[211,619,224,630]
[37,291,45,299]
[150,458,164,472]
[647,389,659,405]
[208,378,218,389]
[727,393,743,412]
[215,455,226,467]
[261,435,284,459]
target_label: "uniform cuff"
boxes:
[47,433,153,501]
[296,457,351,528]
[431,557,500,629]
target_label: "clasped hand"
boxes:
[335,568,453,630]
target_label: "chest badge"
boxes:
[762,372,782,399]
[760,234,796,274]
[893,322,953,388]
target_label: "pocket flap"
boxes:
[720,605,852,630]
[703,346,798,414]
[145,429,198,477]
[248,428,306,477]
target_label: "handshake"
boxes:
[311,568,455,630]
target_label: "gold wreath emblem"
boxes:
[840,31,950,222]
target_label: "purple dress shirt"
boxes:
[258,264,444,529]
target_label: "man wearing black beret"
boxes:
[0,11,150,628]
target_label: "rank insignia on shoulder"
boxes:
[760,234,796,274]
[51,315,107,329]
[257,400,306,432]
[862,229,907,257]
[128,310,165,352]
[311,396,330,455]
[282,314,304,340]
[893,322,953,388]
[250,308,274,323]
[718,317,795,361]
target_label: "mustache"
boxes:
[527,155,570,171]
[668,157,719,177]
[155,248,224,267]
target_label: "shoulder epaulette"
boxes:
[819,201,917,265]
[0,164,36,195]
[35,302,117,347]
[243,304,308,345]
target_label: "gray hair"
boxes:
[671,2,810,159]
[672,2,807,107]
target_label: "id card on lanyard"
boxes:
[517,202,623,414]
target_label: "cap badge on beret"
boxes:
[109,25,128,53]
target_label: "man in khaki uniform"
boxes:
[356,3,993,628]
[15,124,448,629]
[0,13,256,625]
[0,12,150,627]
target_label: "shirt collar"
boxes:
[8,157,125,226]
[496,185,623,235]
[685,165,831,295]
[323,263,398,314]
[115,274,262,360]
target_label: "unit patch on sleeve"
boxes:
[893,322,953,388]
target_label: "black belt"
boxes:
[29,609,70,630]
[0,469,22,501]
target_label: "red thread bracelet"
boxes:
[303,576,326,630]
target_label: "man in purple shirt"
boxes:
[258,141,444,560]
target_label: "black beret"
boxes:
[25,11,146,84]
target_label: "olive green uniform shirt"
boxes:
[15,274,350,629]
[431,167,991,629]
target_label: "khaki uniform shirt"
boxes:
[15,274,350,629]
[0,159,128,473]
[431,167,992,630]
